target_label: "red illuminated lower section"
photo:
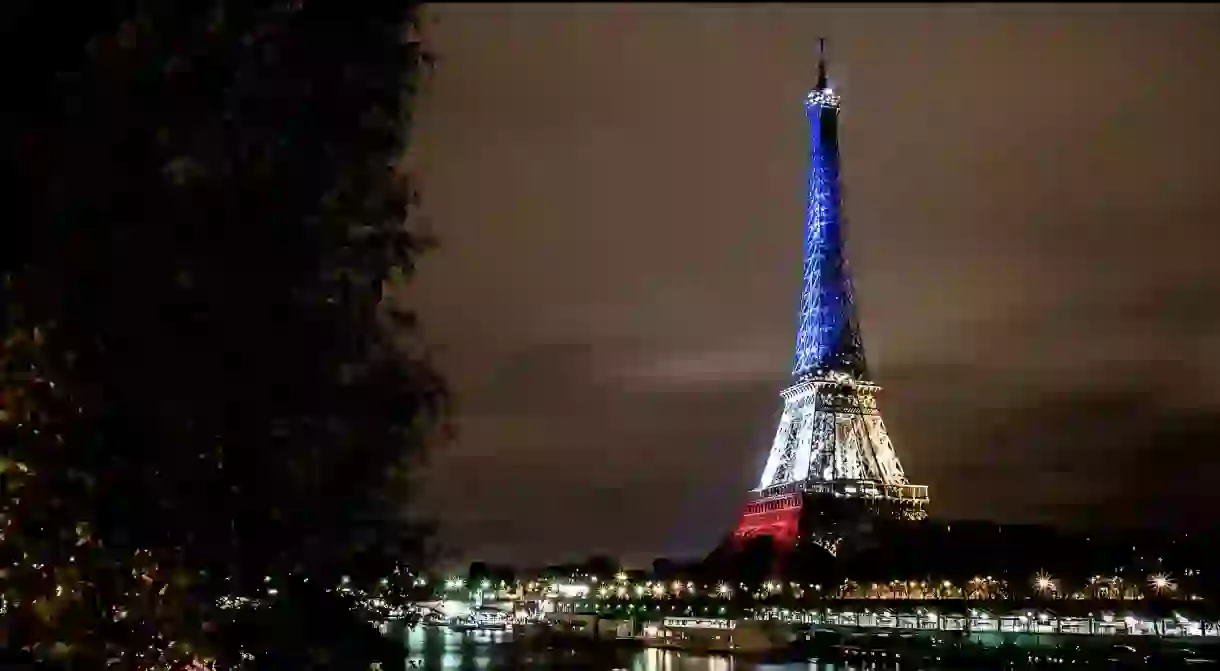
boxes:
[732,492,804,552]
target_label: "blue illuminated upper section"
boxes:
[791,43,869,381]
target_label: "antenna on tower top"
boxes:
[816,37,829,90]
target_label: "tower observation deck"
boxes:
[732,40,928,558]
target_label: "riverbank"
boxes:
[801,625,1220,666]
[533,624,1220,667]
[534,612,1220,664]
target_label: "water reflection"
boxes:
[402,627,886,670]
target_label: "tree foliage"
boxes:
[2,0,441,666]
[581,556,618,580]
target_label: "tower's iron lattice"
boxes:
[733,40,928,558]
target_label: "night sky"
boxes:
[405,4,1220,568]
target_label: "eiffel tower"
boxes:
[732,40,928,559]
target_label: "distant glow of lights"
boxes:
[555,583,589,598]
[1149,573,1175,594]
[1034,571,1055,594]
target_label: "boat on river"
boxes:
[448,607,512,632]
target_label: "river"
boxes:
[403,627,925,670]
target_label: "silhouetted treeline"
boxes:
[464,520,1220,599]
[708,519,1220,596]
[467,562,517,587]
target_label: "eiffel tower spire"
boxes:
[816,37,829,90]
[794,37,865,381]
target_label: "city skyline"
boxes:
[408,4,1220,566]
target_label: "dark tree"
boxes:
[467,562,491,588]
[730,537,777,588]
[487,564,516,587]
[2,1,440,667]
[623,569,647,583]
[650,557,677,580]
[582,555,618,580]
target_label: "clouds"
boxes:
[971,386,1220,531]
[422,341,780,564]
[408,4,1220,565]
